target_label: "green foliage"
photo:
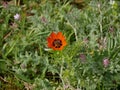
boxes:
[0,0,120,89]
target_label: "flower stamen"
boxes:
[53,39,62,48]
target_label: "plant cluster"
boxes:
[0,0,120,90]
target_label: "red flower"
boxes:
[47,32,67,50]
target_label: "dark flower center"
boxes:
[53,39,62,48]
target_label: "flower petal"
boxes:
[57,32,62,38]
[50,32,56,39]
[47,37,52,47]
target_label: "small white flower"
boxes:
[14,13,20,20]
[109,0,115,5]
[97,3,100,8]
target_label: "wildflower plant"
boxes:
[0,0,120,90]
[14,13,20,20]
